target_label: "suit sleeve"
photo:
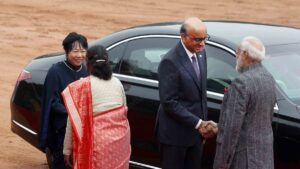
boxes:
[221,78,248,167]
[201,51,208,120]
[158,58,200,128]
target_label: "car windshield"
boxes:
[262,43,300,105]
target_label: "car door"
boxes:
[205,43,237,122]
[115,36,179,167]
[202,43,237,166]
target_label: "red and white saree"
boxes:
[62,77,131,169]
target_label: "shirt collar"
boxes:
[181,40,196,61]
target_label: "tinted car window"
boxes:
[107,42,127,72]
[120,37,179,80]
[206,45,237,93]
[263,43,300,104]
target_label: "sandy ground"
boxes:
[1,0,300,168]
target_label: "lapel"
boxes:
[177,43,201,91]
[197,51,206,89]
[197,50,207,119]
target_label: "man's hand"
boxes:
[198,120,218,139]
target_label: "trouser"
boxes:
[49,128,67,169]
[160,143,203,169]
[51,150,66,169]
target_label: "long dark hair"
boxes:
[86,45,112,80]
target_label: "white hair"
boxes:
[240,36,265,61]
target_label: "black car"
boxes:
[11,21,300,168]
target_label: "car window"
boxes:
[206,45,237,94]
[262,43,300,104]
[107,42,127,72]
[120,37,179,80]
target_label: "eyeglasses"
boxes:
[186,34,210,43]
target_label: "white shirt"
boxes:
[181,40,199,64]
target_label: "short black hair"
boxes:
[180,23,188,34]
[62,32,88,54]
[87,45,112,80]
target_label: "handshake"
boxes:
[198,120,218,139]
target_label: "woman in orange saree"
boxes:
[62,45,131,169]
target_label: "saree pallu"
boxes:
[62,77,131,169]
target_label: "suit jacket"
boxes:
[213,63,276,169]
[155,42,207,146]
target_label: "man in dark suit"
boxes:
[213,37,276,169]
[156,17,216,169]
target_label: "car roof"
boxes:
[92,20,300,50]
[205,21,300,46]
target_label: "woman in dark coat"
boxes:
[39,32,88,169]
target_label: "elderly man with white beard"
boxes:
[213,36,277,169]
